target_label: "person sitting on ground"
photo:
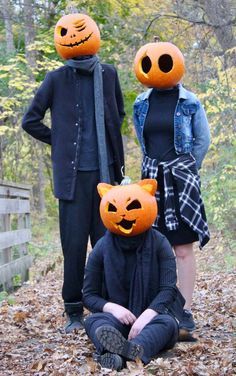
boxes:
[83,179,185,371]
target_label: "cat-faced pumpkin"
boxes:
[134,42,185,89]
[98,179,158,236]
[54,13,100,59]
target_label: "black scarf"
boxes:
[103,231,153,318]
[66,55,110,183]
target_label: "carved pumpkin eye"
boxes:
[126,200,142,211]
[141,56,152,74]
[60,27,68,37]
[158,54,173,73]
[108,203,117,212]
[75,25,86,32]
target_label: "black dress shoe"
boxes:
[95,325,144,360]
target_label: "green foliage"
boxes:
[199,59,236,245]
[0,291,15,305]
[28,214,60,259]
[202,143,236,245]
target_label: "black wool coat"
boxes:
[22,64,125,200]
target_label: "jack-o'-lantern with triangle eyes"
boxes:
[54,13,101,59]
[134,42,185,89]
[97,179,158,236]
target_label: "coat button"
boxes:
[176,112,181,116]
[75,123,78,126]
[71,161,74,164]
[76,104,79,107]
[73,142,76,146]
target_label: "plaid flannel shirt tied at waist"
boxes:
[142,154,210,248]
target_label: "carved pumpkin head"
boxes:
[97,179,158,236]
[134,42,185,89]
[54,13,101,59]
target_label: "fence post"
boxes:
[0,180,32,291]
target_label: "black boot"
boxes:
[93,352,124,371]
[95,325,144,360]
[64,302,84,333]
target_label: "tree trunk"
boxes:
[200,0,236,67]
[23,0,36,70]
[0,137,3,179]
[200,0,235,51]
[23,0,46,213]
[1,0,16,54]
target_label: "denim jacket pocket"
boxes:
[182,103,198,116]
[181,104,198,129]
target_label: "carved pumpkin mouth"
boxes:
[58,32,93,48]
[115,218,136,234]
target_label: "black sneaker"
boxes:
[93,352,124,371]
[64,313,84,333]
[179,309,196,332]
[95,325,144,360]
[64,302,84,333]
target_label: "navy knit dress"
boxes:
[143,87,198,245]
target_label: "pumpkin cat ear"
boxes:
[97,183,113,198]
[137,179,157,196]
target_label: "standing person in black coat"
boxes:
[22,13,125,333]
[83,180,184,371]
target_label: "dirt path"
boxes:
[0,233,235,375]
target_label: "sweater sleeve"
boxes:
[22,73,52,145]
[148,236,177,313]
[83,240,108,312]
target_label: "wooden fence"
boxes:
[0,180,32,291]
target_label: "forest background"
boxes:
[0,0,235,263]
[0,1,235,374]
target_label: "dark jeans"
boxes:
[59,168,114,304]
[84,312,179,364]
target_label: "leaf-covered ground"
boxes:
[0,232,235,376]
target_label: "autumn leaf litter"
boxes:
[0,232,235,376]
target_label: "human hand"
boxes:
[128,308,157,340]
[103,302,136,325]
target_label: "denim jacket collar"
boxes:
[141,83,188,101]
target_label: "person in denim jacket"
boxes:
[133,42,210,333]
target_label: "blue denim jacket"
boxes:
[133,84,210,169]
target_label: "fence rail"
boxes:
[0,180,32,291]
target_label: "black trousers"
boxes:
[59,169,114,305]
[84,312,178,364]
